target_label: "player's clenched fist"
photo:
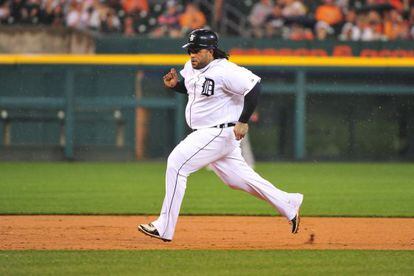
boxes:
[234,122,249,140]
[163,68,179,88]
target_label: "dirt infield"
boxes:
[1,216,413,250]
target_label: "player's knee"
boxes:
[166,159,179,173]
[167,151,179,167]
[166,156,185,175]
[219,176,237,190]
[227,182,240,190]
[223,178,246,191]
[167,149,191,173]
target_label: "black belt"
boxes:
[214,122,236,128]
[193,122,236,131]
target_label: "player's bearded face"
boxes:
[188,48,214,69]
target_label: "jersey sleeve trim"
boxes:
[243,77,261,96]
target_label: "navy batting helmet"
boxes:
[182,29,218,49]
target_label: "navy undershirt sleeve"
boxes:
[171,79,187,94]
[238,82,261,123]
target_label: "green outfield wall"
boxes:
[0,54,413,161]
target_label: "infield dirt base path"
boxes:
[1,216,413,250]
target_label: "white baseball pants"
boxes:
[151,126,300,240]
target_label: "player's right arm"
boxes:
[221,63,261,140]
[163,68,187,94]
[234,82,261,140]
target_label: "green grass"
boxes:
[0,250,413,275]
[0,162,413,217]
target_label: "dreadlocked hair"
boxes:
[213,48,229,60]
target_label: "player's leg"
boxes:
[210,146,303,225]
[149,128,230,240]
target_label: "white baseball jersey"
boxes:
[180,58,261,129]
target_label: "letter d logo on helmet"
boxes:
[182,29,218,50]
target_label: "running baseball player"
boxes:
[138,29,303,242]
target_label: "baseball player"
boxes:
[138,29,303,242]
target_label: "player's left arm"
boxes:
[234,82,261,140]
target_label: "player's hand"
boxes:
[233,122,248,140]
[163,68,179,88]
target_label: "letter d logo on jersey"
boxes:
[201,78,215,97]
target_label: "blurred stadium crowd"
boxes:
[0,0,413,40]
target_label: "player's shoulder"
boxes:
[215,58,237,69]
[214,59,252,75]
[212,59,241,73]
